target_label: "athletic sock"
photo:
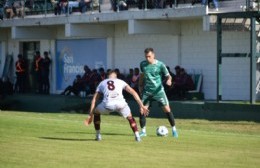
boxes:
[127,117,138,133]
[141,127,146,133]
[134,132,140,138]
[172,126,176,131]
[139,114,146,129]
[166,112,175,127]
[96,130,100,135]
[94,114,101,131]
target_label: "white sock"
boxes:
[172,126,176,131]
[135,132,140,138]
[141,127,146,133]
[96,130,100,135]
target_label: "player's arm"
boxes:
[125,85,149,116]
[138,73,144,95]
[84,92,100,126]
[165,74,172,87]
[162,64,172,86]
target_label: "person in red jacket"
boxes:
[15,54,26,93]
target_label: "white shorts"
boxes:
[95,101,131,118]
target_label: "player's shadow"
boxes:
[39,137,95,141]
[57,132,130,136]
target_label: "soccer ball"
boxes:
[156,126,169,136]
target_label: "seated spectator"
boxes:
[78,0,91,13]
[202,0,218,11]
[4,0,14,19]
[131,67,140,95]
[98,67,106,81]
[13,0,25,18]
[89,69,102,94]
[0,1,4,20]
[111,0,128,12]
[115,68,125,81]
[126,68,133,85]
[172,67,195,100]
[56,0,68,14]
[51,0,60,15]
[61,75,84,96]
[69,0,80,13]
[155,0,166,9]
[163,66,175,97]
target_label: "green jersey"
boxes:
[140,59,169,94]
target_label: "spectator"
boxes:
[80,65,92,95]
[68,0,80,14]
[202,0,218,11]
[0,1,4,20]
[4,0,14,19]
[89,69,102,94]
[163,66,175,97]
[172,67,195,99]
[191,0,197,6]
[126,68,133,85]
[131,67,140,94]
[14,54,26,93]
[33,51,43,93]
[155,0,165,9]
[78,0,91,13]
[58,0,68,14]
[106,69,111,76]
[98,67,106,81]
[115,68,125,81]
[13,0,25,18]
[61,75,84,96]
[112,0,128,11]
[51,0,60,15]
[181,68,195,92]
[42,51,51,94]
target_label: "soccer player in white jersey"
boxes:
[84,70,149,142]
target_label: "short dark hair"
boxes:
[35,51,40,55]
[99,67,105,72]
[107,70,117,76]
[144,48,154,54]
[18,54,22,59]
[44,51,48,56]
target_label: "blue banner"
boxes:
[56,39,107,90]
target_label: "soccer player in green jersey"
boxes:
[139,48,178,138]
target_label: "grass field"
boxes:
[0,111,260,168]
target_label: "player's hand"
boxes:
[166,78,172,87]
[84,114,93,126]
[140,106,149,116]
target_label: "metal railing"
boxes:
[0,0,259,19]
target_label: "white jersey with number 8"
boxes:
[96,78,127,104]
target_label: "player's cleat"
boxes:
[135,136,141,142]
[172,130,178,138]
[95,134,102,141]
[139,131,147,137]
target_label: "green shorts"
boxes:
[142,90,169,107]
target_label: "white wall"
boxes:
[222,58,250,100]
[114,23,179,74]
[180,19,250,100]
